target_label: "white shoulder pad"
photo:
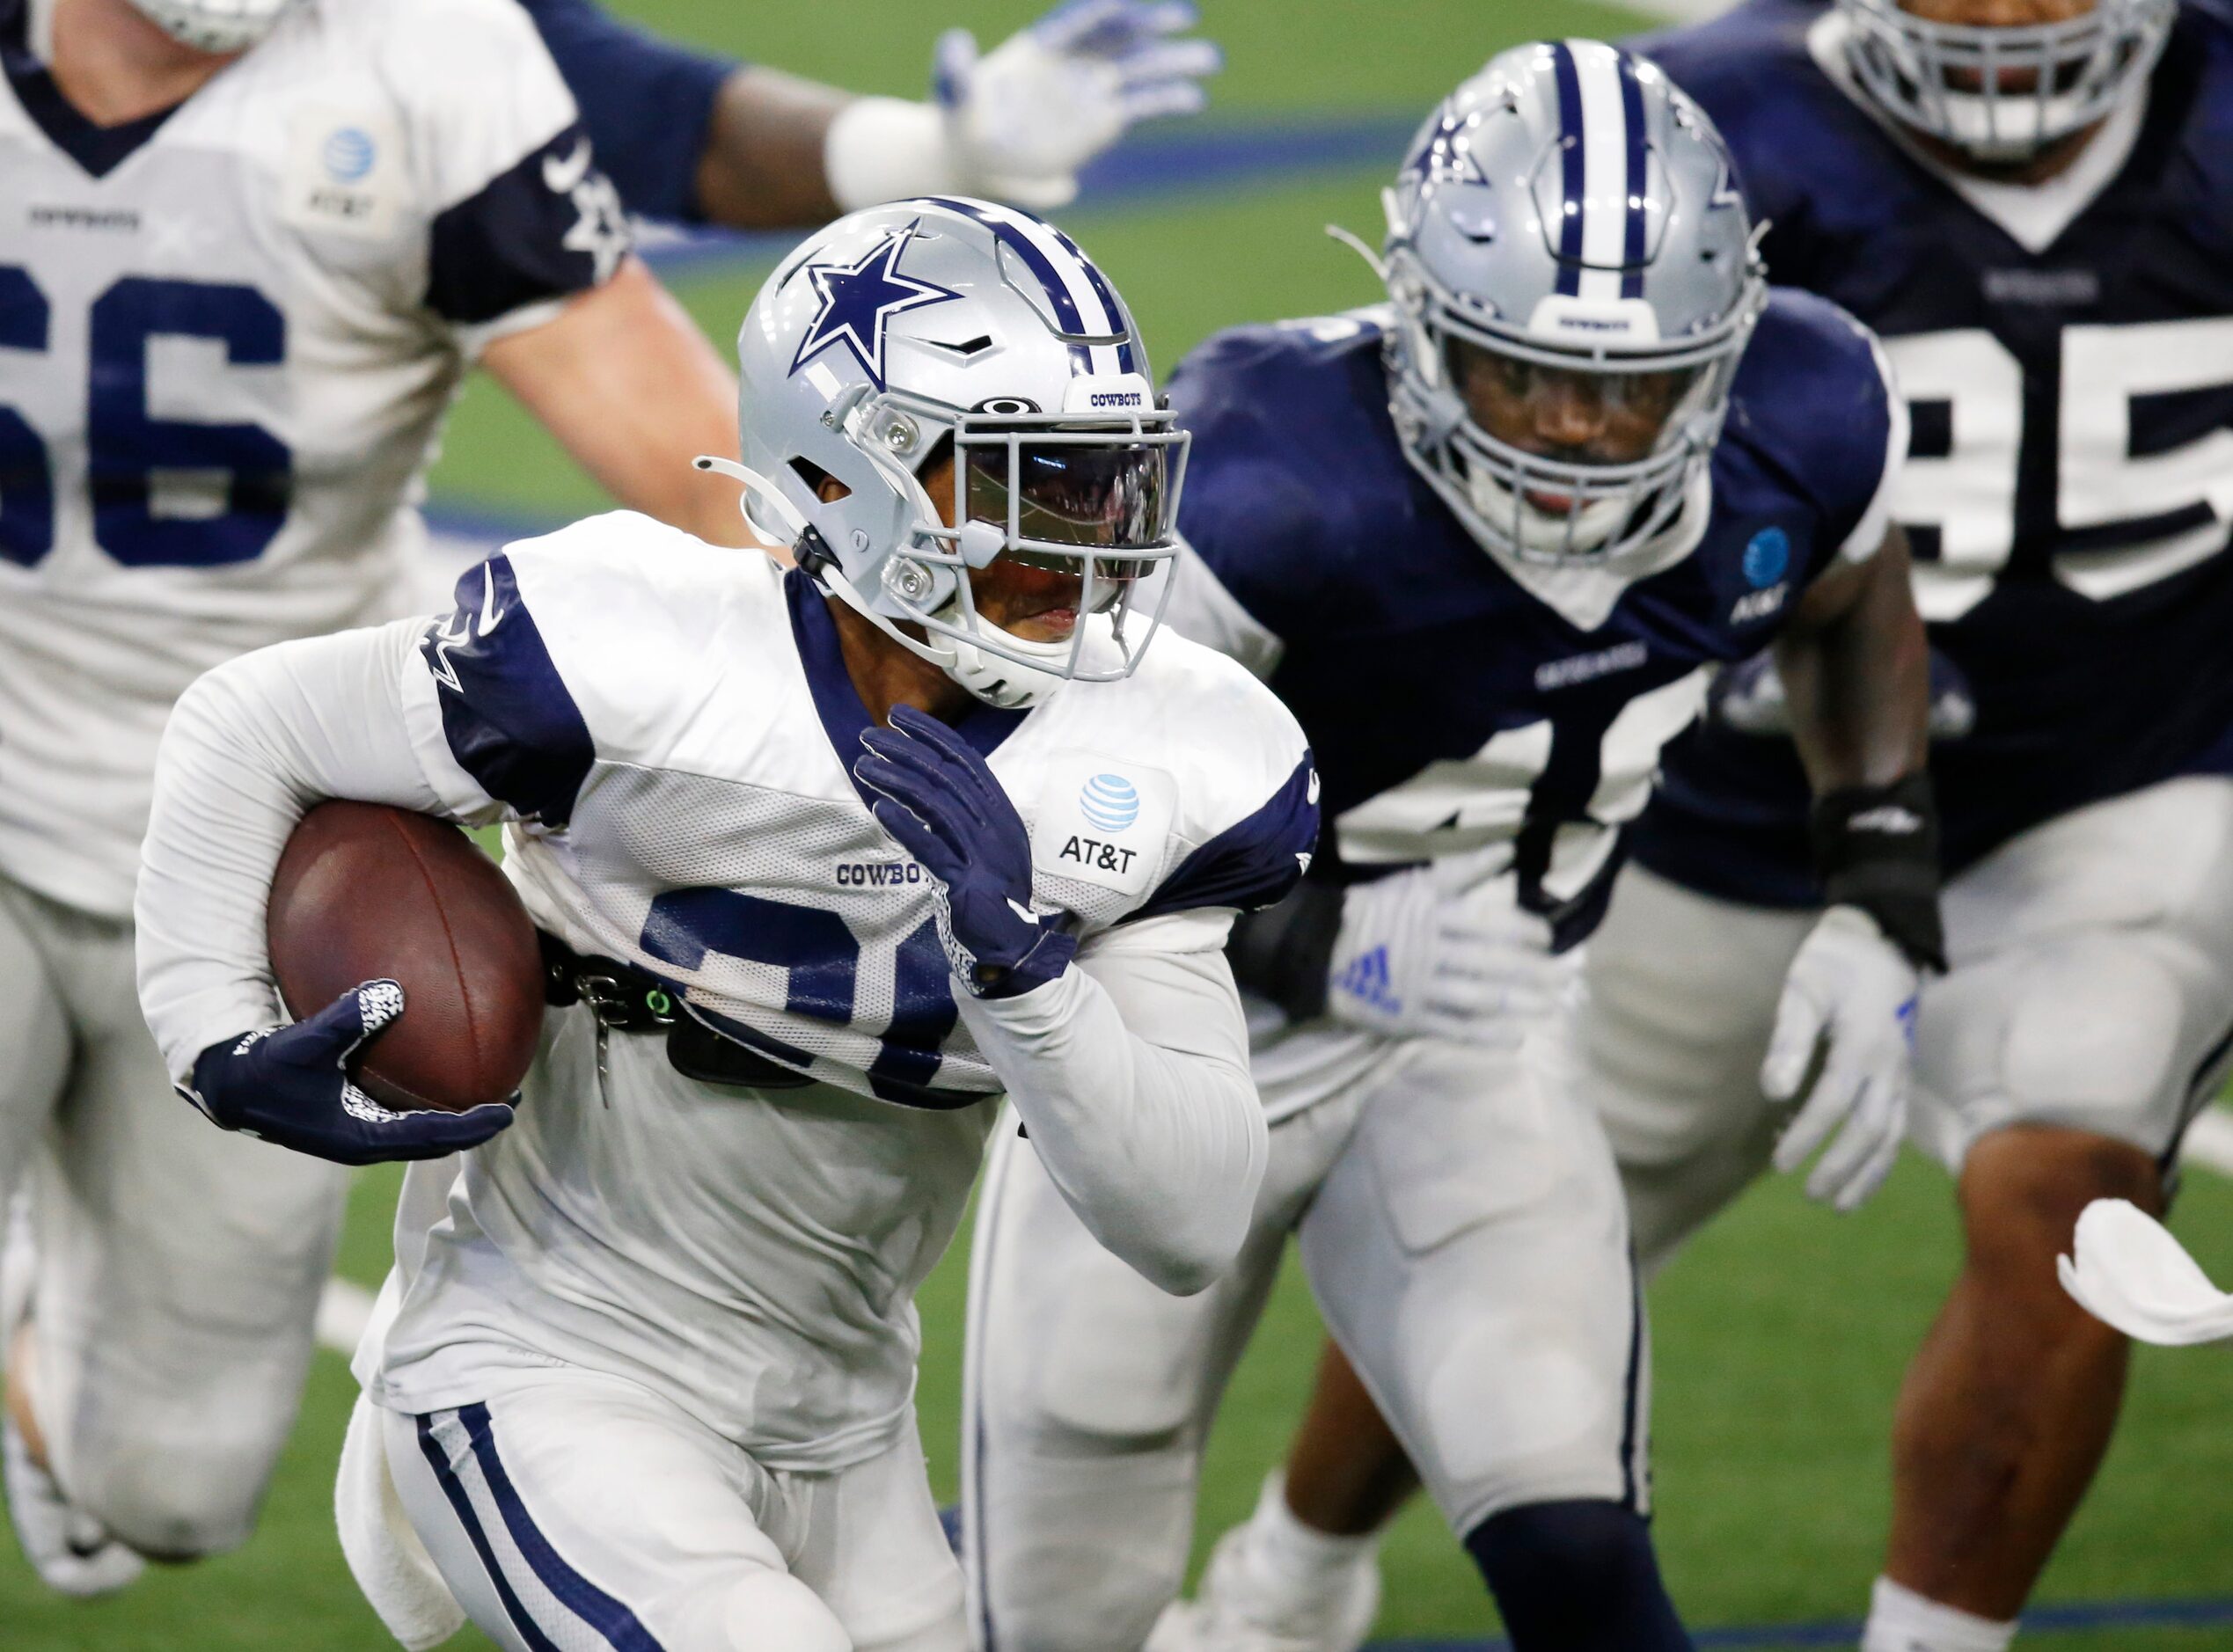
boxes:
[358,0,582,211]
[1005,631,1317,930]
[477,512,791,771]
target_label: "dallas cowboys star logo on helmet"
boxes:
[790,225,963,392]
[1404,105,1490,186]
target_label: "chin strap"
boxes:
[693,454,977,686]
[692,454,813,547]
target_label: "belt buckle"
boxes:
[575,974,634,1029]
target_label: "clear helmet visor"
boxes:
[960,437,1173,599]
[851,408,1190,706]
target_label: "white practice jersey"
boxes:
[0,0,628,916]
[357,512,1312,1461]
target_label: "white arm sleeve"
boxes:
[135,619,458,1085]
[955,910,1268,1297]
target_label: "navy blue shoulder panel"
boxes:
[1634,1,1931,291]
[426,121,628,325]
[519,0,736,224]
[1718,288,1894,573]
[420,556,595,825]
[1127,754,1321,925]
[1169,319,1415,642]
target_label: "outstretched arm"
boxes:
[481,259,746,548]
[527,0,1217,229]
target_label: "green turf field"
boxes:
[8,1,2233,1646]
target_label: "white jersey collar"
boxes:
[1805,8,2149,256]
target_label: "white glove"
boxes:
[931,0,1221,208]
[1323,858,1576,1045]
[1761,904,1919,1213]
[2060,1198,2233,1346]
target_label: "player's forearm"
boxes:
[693,66,847,229]
[482,258,747,547]
[1777,526,1930,794]
[959,941,1268,1296]
[135,620,445,1083]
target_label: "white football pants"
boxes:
[1595,775,2233,1270]
[962,1020,1644,1652]
[0,873,348,1556]
[384,1369,967,1652]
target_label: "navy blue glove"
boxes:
[853,705,1077,999]
[182,981,516,1166]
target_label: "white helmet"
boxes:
[126,0,297,53]
[714,197,1186,710]
[1837,0,2175,164]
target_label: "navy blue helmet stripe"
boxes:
[919,195,1097,373]
[1549,42,1587,296]
[1048,221,1138,374]
[1618,55,1650,300]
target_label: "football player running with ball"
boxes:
[134,197,1314,1652]
[0,0,743,1597]
[1160,4,2233,1651]
[962,43,1933,1652]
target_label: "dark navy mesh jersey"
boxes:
[1629,0,2233,907]
[1166,290,1898,947]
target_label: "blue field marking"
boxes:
[923,1508,2230,1648]
[628,112,1418,282]
[1365,1593,2233,1648]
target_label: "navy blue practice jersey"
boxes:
[1168,290,1897,947]
[1630,0,2233,906]
[519,0,735,223]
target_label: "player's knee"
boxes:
[1463,1500,1688,1652]
[716,1569,853,1652]
[1960,1123,2163,1280]
[86,1458,260,1562]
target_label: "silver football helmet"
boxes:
[714,197,1185,710]
[1380,40,1766,564]
[1837,0,2174,164]
[126,0,298,52]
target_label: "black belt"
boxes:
[538,932,814,1090]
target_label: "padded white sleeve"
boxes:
[134,619,454,1085]
[955,910,1267,1296]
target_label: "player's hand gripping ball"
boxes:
[182,983,514,1167]
[853,705,1077,999]
[181,802,544,1166]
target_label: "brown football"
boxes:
[267,801,544,1114]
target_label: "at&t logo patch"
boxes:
[321,127,376,183]
[1079,773,1139,832]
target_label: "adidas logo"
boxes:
[1335,945,1402,1013]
